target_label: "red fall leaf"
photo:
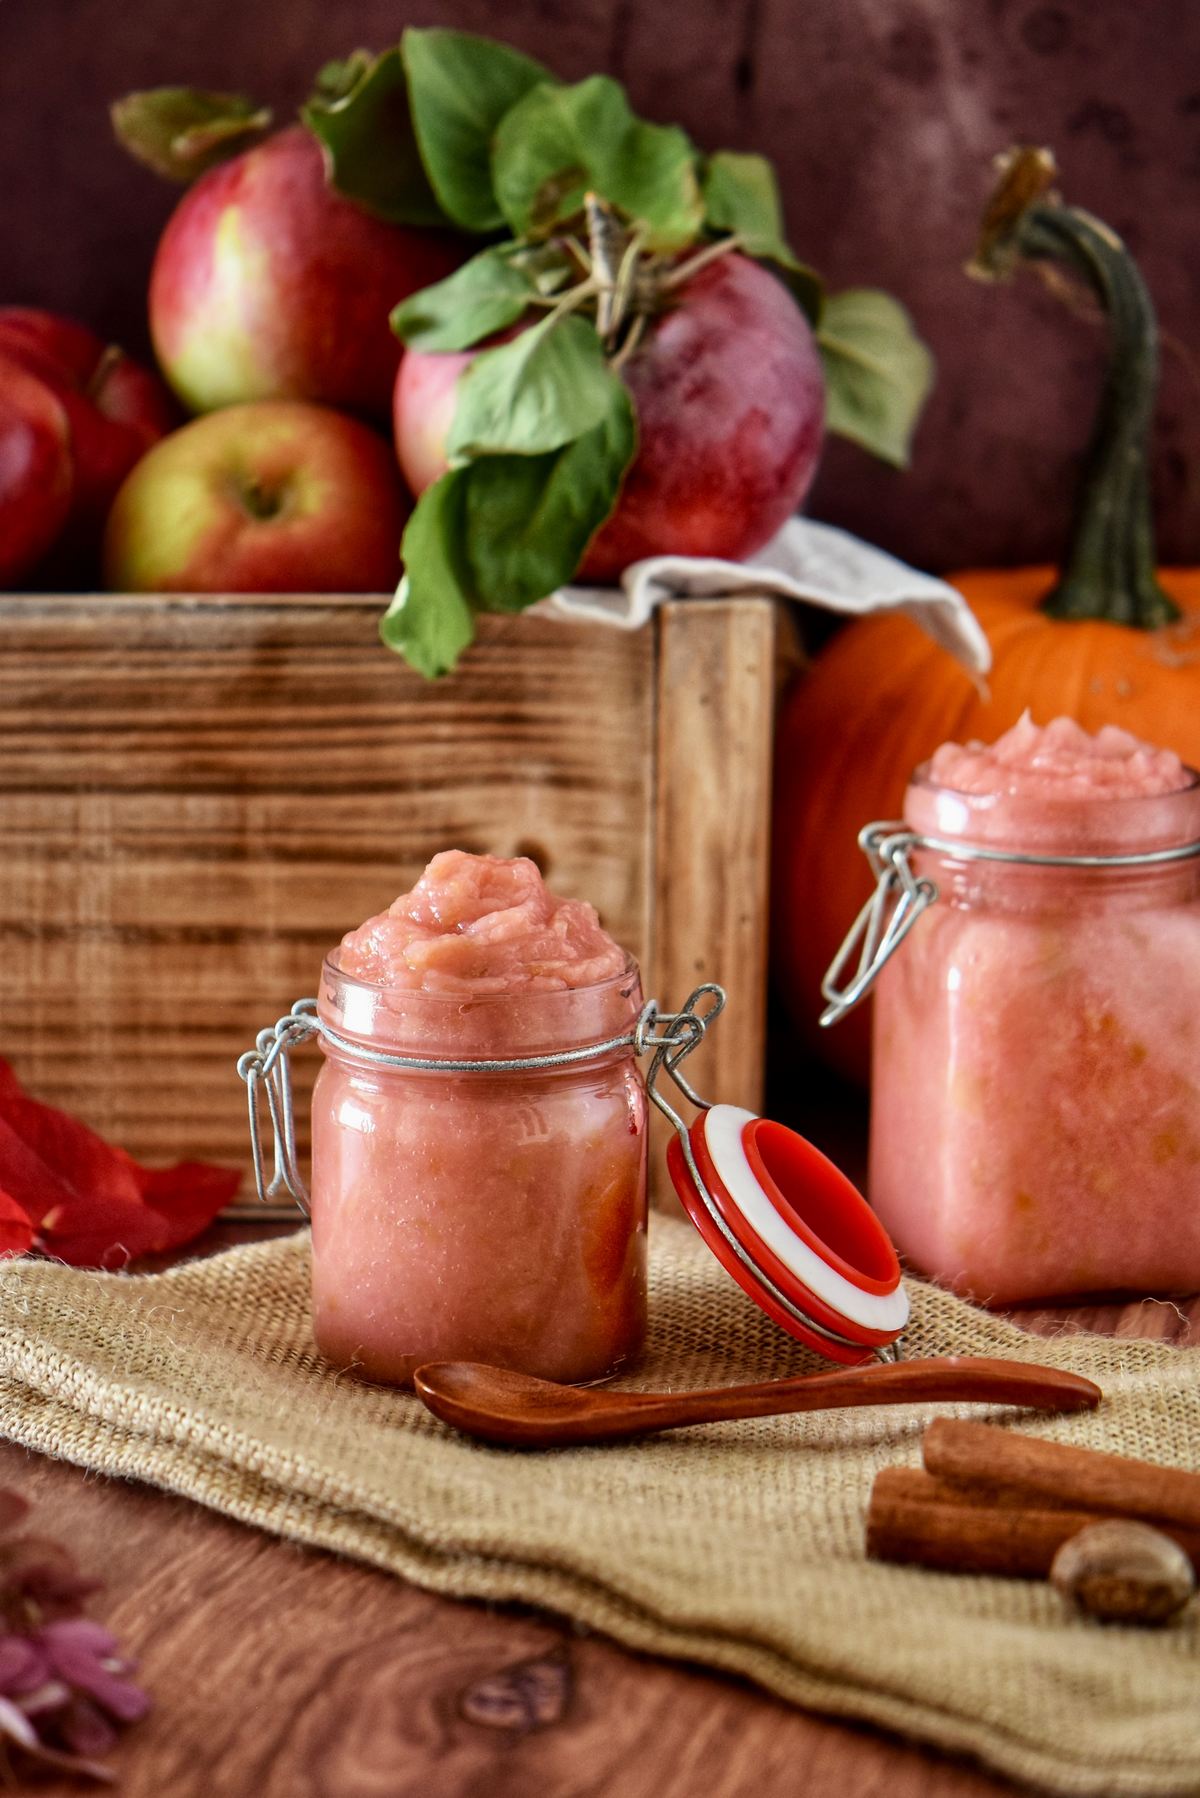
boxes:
[0,1059,241,1269]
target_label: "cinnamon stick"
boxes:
[866,1467,1200,1577]
[923,1418,1200,1534]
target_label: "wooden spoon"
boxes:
[412,1355,1102,1448]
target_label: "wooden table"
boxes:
[10,1229,1197,1798]
[9,1142,1200,1794]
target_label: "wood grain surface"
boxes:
[0,594,780,1206]
[1,1433,1025,1798]
[9,1219,1195,1798]
[5,1432,1039,1798]
[652,600,778,1118]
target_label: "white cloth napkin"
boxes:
[548,516,991,676]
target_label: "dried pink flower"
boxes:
[0,1489,149,1783]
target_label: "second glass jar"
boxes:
[870,769,1200,1304]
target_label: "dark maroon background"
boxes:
[2,0,1196,572]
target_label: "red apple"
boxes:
[394,343,473,499]
[150,126,460,422]
[0,354,73,587]
[393,252,825,579]
[0,308,174,553]
[103,400,408,594]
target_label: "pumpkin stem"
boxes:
[971,146,1179,631]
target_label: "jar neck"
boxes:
[905,770,1200,857]
[903,775,1200,908]
[317,955,645,1061]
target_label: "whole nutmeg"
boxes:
[1051,1521,1195,1626]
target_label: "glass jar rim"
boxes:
[322,948,641,1006]
[905,760,1200,857]
[317,950,645,1062]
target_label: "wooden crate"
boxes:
[0,594,786,1208]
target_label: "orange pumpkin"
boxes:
[772,148,1200,1084]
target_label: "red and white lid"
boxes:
[667,1105,908,1365]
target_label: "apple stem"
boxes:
[661,233,742,292]
[236,474,283,521]
[86,343,125,403]
[609,309,647,372]
[550,193,734,368]
[586,192,627,339]
[561,235,592,277]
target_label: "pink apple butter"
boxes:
[335,850,629,993]
[925,713,1190,802]
[309,853,647,1385]
[869,716,1200,1304]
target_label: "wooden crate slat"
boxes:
[652,599,776,1116]
[0,593,777,1210]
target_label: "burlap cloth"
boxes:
[1,1216,1198,1796]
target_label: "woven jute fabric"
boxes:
[1,1218,1199,1796]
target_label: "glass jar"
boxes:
[868,768,1200,1304]
[308,954,648,1386]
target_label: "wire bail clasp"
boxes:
[236,999,321,1213]
[234,985,728,1219]
[635,983,726,1124]
[819,824,938,1027]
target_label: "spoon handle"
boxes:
[645,1356,1101,1427]
[545,1356,1102,1445]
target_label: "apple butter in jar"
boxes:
[309,852,648,1385]
[863,717,1200,1303]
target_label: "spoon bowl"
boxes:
[413,1355,1102,1448]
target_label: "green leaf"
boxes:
[448,313,613,458]
[383,377,636,676]
[702,151,822,323]
[310,51,375,106]
[491,76,703,249]
[381,472,477,679]
[702,151,787,254]
[391,248,536,351]
[302,48,445,228]
[771,261,825,328]
[817,289,934,468]
[402,29,552,233]
[110,88,272,182]
[514,243,575,298]
[464,380,636,610]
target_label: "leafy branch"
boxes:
[112,29,935,678]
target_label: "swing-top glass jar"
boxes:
[241,851,919,1380]
[826,716,1200,1305]
[307,852,648,1386]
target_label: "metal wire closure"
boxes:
[235,987,727,1217]
[820,821,1200,1028]
[236,999,321,1216]
[235,982,899,1361]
